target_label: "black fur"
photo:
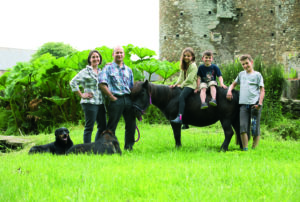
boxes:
[131,80,242,151]
[28,127,73,155]
[66,130,122,155]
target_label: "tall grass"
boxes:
[1,123,299,201]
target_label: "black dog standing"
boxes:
[28,127,73,155]
[66,130,122,155]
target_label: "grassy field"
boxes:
[0,122,299,201]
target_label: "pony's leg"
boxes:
[170,122,182,147]
[232,118,243,149]
[219,120,234,151]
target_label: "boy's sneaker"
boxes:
[209,99,217,107]
[201,103,208,109]
[182,124,189,130]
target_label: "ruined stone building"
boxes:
[159,0,300,74]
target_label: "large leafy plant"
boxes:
[0,44,179,135]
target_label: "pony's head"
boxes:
[131,80,151,120]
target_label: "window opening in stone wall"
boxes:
[164,36,167,40]
[180,12,183,16]
[283,30,286,33]
[176,34,179,38]
[204,34,207,38]
[271,33,275,37]
[208,11,212,15]
[270,10,273,14]
[279,5,281,9]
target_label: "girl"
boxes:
[70,50,107,143]
[170,47,198,124]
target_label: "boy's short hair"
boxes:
[202,50,213,57]
[239,54,253,62]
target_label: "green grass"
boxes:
[1,123,300,201]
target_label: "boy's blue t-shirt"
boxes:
[197,64,222,83]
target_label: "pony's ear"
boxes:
[143,80,149,89]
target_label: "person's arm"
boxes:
[70,69,93,99]
[75,90,93,99]
[194,76,201,93]
[226,81,238,101]
[253,86,265,109]
[181,63,197,87]
[99,83,117,101]
[218,76,227,89]
[170,70,183,88]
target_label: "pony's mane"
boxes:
[150,83,176,99]
[131,81,178,100]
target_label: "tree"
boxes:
[31,42,77,61]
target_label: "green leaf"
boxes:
[44,96,70,106]
[131,46,156,60]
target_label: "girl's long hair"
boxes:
[180,47,195,71]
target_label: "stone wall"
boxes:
[282,79,300,99]
[281,97,300,118]
[160,0,300,72]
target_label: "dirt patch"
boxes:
[0,136,33,153]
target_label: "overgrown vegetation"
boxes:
[0,44,179,135]
[268,119,300,141]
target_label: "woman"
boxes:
[70,50,106,143]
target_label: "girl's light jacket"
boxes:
[175,62,198,89]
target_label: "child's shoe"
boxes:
[182,124,189,130]
[171,114,182,124]
[201,103,208,109]
[209,99,217,107]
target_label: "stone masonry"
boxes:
[159,0,300,74]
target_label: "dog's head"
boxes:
[100,130,122,155]
[101,130,116,141]
[55,127,70,144]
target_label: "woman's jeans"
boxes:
[81,103,107,143]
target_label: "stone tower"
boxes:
[159,0,300,72]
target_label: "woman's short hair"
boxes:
[87,50,102,66]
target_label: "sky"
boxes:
[0,0,159,54]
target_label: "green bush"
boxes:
[0,108,10,131]
[140,105,169,124]
[270,119,300,141]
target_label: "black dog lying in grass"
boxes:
[28,127,73,155]
[66,130,122,155]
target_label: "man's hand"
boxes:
[81,93,93,98]
[109,95,117,101]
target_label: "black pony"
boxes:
[131,80,242,151]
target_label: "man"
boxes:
[226,54,265,151]
[99,46,136,150]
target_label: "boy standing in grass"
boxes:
[226,54,265,151]
[195,50,227,109]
